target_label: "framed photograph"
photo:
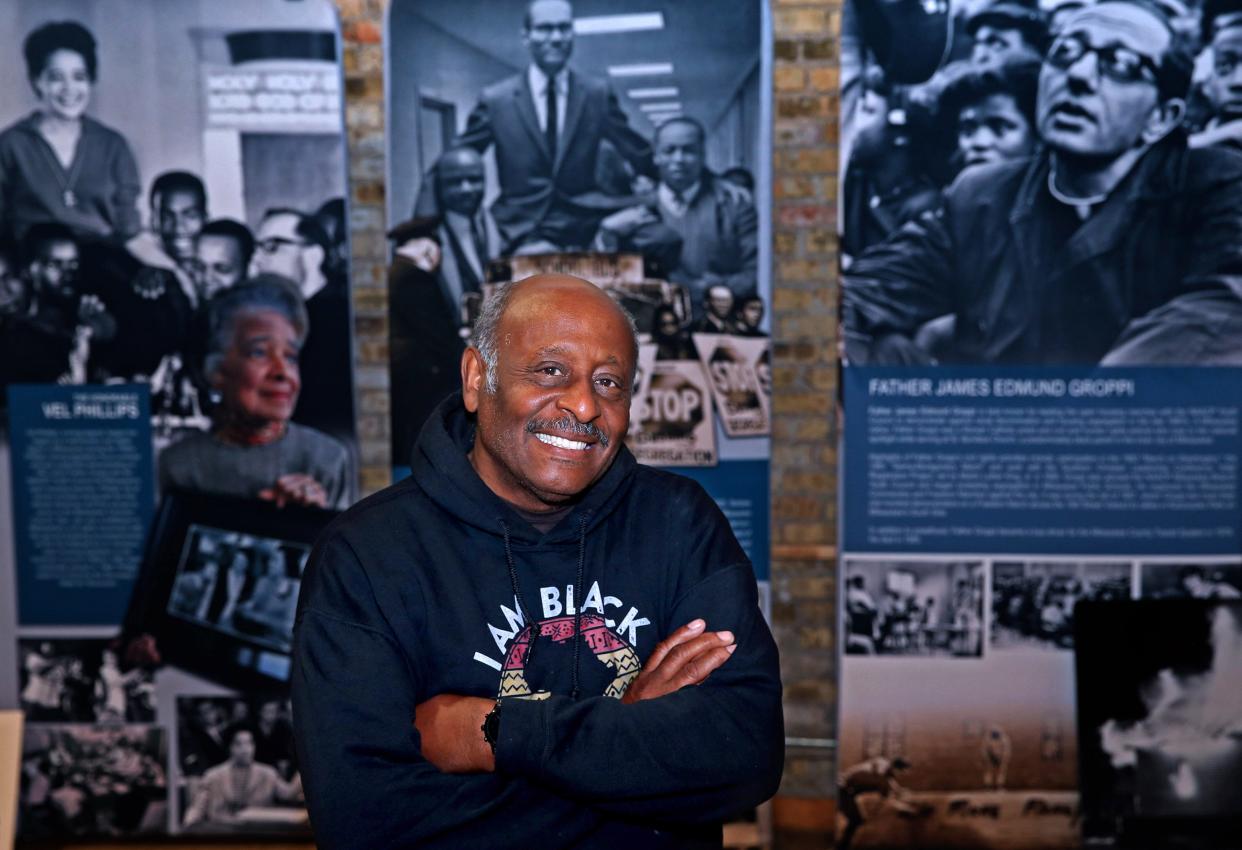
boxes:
[124,490,336,691]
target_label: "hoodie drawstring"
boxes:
[569,513,589,701]
[500,513,592,701]
[500,520,538,674]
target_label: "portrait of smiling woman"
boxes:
[159,276,353,510]
[0,20,141,244]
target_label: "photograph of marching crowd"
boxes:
[840,0,1242,365]
[0,0,357,513]
[385,0,768,462]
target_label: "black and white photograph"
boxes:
[167,524,309,653]
[1076,599,1242,845]
[0,0,358,479]
[839,0,1242,366]
[991,560,1131,651]
[384,0,768,461]
[17,638,155,724]
[176,696,306,833]
[18,724,167,839]
[843,559,985,657]
[1140,560,1242,598]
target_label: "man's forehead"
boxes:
[502,278,634,354]
[438,155,484,179]
[259,213,299,237]
[160,189,203,213]
[43,240,77,259]
[199,234,241,258]
[657,122,704,147]
[529,0,572,25]
[1059,2,1171,51]
[1213,22,1242,49]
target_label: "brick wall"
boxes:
[334,0,842,803]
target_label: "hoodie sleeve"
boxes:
[292,532,606,850]
[494,504,784,824]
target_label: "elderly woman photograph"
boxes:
[0,21,141,245]
[158,275,352,510]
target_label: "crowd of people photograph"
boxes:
[990,561,1132,649]
[19,726,167,838]
[844,561,985,656]
[841,0,1242,365]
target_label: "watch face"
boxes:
[483,700,502,749]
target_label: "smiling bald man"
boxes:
[292,274,783,849]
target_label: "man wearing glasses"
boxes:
[250,208,354,440]
[843,0,1242,365]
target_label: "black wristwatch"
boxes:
[481,699,503,753]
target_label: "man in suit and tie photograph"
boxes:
[431,147,499,307]
[452,0,654,253]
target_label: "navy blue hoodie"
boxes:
[292,394,784,849]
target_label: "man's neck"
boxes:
[1050,145,1150,202]
[529,64,566,88]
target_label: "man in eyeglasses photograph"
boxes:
[843,0,1242,366]
[250,207,354,440]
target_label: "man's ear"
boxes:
[461,348,485,412]
[1142,97,1185,145]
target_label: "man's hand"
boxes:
[621,619,735,704]
[1188,119,1242,150]
[598,204,659,238]
[396,237,442,273]
[414,694,495,774]
[259,473,328,508]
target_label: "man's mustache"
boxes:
[527,417,610,448]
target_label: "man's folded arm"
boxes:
[291,536,605,850]
[494,563,784,825]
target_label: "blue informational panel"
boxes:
[843,367,1242,556]
[675,459,771,582]
[835,0,1242,834]
[8,385,153,625]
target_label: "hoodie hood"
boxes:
[409,391,638,545]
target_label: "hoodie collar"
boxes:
[410,391,637,544]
